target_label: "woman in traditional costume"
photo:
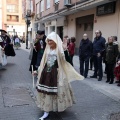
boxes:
[33,32,84,120]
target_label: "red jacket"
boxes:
[68,42,75,55]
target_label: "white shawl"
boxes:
[37,32,84,86]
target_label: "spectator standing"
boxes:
[79,34,93,78]
[68,37,76,66]
[105,37,119,84]
[90,30,106,81]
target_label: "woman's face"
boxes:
[108,37,113,43]
[48,39,56,49]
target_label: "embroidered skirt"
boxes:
[36,64,58,95]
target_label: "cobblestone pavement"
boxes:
[0,44,120,120]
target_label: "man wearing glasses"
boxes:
[90,30,106,81]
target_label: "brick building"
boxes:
[2,0,26,36]
[22,0,36,41]
[34,0,120,54]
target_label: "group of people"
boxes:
[79,30,120,86]
[29,29,120,120]
[0,30,16,69]
[29,31,84,120]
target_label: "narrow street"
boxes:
[0,44,120,120]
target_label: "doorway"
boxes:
[76,14,94,54]
[57,26,63,39]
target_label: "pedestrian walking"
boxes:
[68,37,76,66]
[33,32,84,120]
[104,37,119,84]
[79,34,93,78]
[14,35,21,49]
[90,30,106,81]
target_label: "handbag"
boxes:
[2,54,7,66]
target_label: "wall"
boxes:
[64,1,120,54]
[93,1,120,41]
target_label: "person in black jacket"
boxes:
[35,31,46,69]
[79,34,93,78]
[90,30,106,81]
[105,37,119,84]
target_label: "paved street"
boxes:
[0,44,120,120]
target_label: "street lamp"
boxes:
[25,15,31,49]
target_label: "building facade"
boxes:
[34,0,120,54]
[2,0,25,36]
[22,0,35,42]
[0,0,2,29]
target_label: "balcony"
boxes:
[7,15,19,22]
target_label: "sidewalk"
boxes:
[73,56,120,102]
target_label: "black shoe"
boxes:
[117,83,120,86]
[109,81,113,84]
[84,76,87,78]
[98,78,102,81]
[90,75,97,78]
[104,71,107,74]
[106,80,110,83]
[115,81,120,83]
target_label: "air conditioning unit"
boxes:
[64,0,72,7]
[54,0,59,4]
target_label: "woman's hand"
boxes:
[32,71,38,76]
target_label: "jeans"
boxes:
[93,55,103,79]
[80,57,89,77]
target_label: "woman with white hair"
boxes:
[33,32,84,120]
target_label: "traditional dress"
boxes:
[36,32,84,112]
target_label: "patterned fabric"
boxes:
[37,82,76,112]
[36,50,58,95]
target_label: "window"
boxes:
[46,0,50,9]
[40,0,44,12]
[7,15,11,21]
[7,4,18,13]
[36,3,39,14]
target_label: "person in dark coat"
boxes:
[104,37,119,84]
[35,31,46,68]
[90,30,106,81]
[79,34,93,78]
[1,31,15,56]
[29,31,43,72]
